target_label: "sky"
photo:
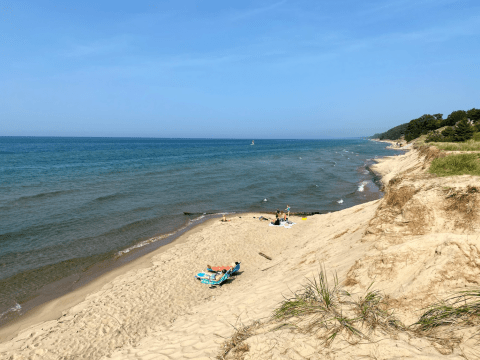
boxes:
[1,0,479,138]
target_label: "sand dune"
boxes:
[1,147,480,359]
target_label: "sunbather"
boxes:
[214,269,227,281]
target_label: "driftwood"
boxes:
[258,252,272,260]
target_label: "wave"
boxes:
[91,193,127,203]
[357,181,369,192]
[12,189,77,203]
[115,232,175,256]
[0,302,21,319]
[115,213,214,256]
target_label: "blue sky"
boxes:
[1,0,479,138]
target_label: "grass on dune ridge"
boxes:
[429,153,480,177]
[272,268,404,345]
[414,289,480,332]
[271,270,480,349]
[430,139,480,151]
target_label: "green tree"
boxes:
[466,108,480,123]
[444,110,467,126]
[441,127,455,141]
[454,117,474,142]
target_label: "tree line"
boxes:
[372,108,480,142]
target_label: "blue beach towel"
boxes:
[200,270,231,285]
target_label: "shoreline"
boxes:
[1,207,381,358]
[0,215,223,343]
[0,204,372,342]
[0,153,390,332]
[3,148,447,359]
[0,213,220,329]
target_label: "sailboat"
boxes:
[251,140,254,145]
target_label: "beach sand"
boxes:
[1,147,480,359]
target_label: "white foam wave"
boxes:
[337,199,343,204]
[190,214,205,222]
[0,303,21,319]
[116,232,175,256]
[116,213,229,256]
[357,181,369,192]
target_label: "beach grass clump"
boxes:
[273,269,342,323]
[429,154,480,177]
[273,268,361,345]
[272,269,405,346]
[216,321,261,360]
[353,286,405,334]
[413,289,480,333]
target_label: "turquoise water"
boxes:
[0,137,401,321]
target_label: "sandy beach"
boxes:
[2,146,480,359]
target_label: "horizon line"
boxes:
[0,136,372,140]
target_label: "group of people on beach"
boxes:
[273,205,290,225]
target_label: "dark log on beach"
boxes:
[258,252,272,260]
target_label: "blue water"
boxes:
[0,137,401,320]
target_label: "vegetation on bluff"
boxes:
[371,123,409,141]
[372,108,480,142]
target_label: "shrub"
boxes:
[454,118,474,142]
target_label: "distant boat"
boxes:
[251,140,254,145]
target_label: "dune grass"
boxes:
[272,269,403,346]
[219,265,480,358]
[429,139,480,151]
[429,153,480,177]
[414,289,480,332]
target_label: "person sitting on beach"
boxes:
[221,214,230,222]
[283,211,287,221]
[215,269,227,281]
[273,218,281,226]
